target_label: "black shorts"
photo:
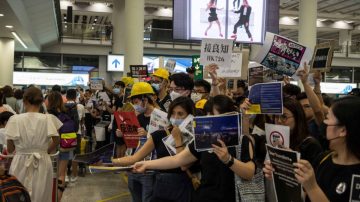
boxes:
[208,15,218,22]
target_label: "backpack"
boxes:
[58,111,78,152]
[64,102,80,132]
[0,174,31,202]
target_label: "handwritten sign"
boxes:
[218,52,242,78]
[200,38,233,68]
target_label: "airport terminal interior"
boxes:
[0,0,360,202]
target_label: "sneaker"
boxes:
[65,175,70,183]
[70,176,78,183]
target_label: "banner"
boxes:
[248,62,284,86]
[200,38,233,68]
[148,108,169,135]
[194,113,240,151]
[114,111,141,148]
[265,123,290,148]
[266,144,302,202]
[254,32,313,78]
[310,42,334,72]
[90,78,103,90]
[246,82,283,114]
[73,143,115,164]
[130,65,149,78]
[217,52,242,78]
[192,55,203,80]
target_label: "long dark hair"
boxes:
[167,97,195,120]
[212,95,237,114]
[283,97,309,151]
[47,91,65,115]
[331,96,360,159]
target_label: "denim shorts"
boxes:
[59,150,74,161]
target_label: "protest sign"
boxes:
[192,55,203,80]
[350,174,360,202]
[148,108,169,135]
[310,42,334,72]
[246,82,283,114]
[254,32,313,78]
[194,113,240,151]
[265,123,290,148]
[248,63,284,86]
[114,111,140,148]
[130,65,148,78]
[200,38,233,68]
[266,144,302,202]
[90,78,103,90]
[73,143,115,164]
[217,52,242,78]
[165,59,176,73]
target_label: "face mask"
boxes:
[134,104,146,114]
[170,91,182,101]
[151,83,160,92]
[191,93,202,103]
[113,88,121,94]
[170,118,184,126]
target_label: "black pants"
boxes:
[233,0,240,8]
[233,20,252,38]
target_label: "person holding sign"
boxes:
[133,95,257,202]
[113,97,196,202]
[293,96,360,202]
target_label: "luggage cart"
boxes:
[0,151,60,202]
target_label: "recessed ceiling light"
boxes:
[0,14,4,17]
[5,25,13,29]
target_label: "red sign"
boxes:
[114,111,140,148]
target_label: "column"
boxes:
[124,0,144,74]
[111,0,126,81]
[298,0,317,48]
[339,30,352,46]
[0,38,15,86]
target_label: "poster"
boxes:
[148,108,170,135]
[114,111,141,148]
[217,52,242,78]
[246,82,283,114]
[194,113,240,151]
[200,38,233,68]
[192,55,204,80]
[130,65,149,78]
[248,62,284,86]
[350,174,360,202]
[73,143,115,164]
[266,144,302,202]
[254,32,313,78]
[265,123,290,148]
[310,42,334,72]
[165,59,177,73]
[90,78,103,90]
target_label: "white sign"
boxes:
[265,123,290,148]
[165,59,176,73]
[90,78,103,90]
[218,52,242,78]
[107,55,124,72]
[200,38,233,68]
[13,72,89,86]
[148,109,169,135]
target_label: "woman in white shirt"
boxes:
[5,87,61,202]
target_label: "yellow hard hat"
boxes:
[129,82,155,98]
[121,77,134,87]
[152,68,169,80]
[195,99,208,109]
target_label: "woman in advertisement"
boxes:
[231,0,253,41]
[204,0,223,37]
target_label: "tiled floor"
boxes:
[61,172,132,202]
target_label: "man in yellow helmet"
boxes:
[151,68,171,112]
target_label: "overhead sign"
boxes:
[107,55,124,72]
[13,72,89,86]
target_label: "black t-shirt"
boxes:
[112,95,124,111]
[151,130,183,173]
[156,94,171,112]
[137,113,151,131]
[188,135,253,202]
[299,136,323,166]
[314,154,360,202]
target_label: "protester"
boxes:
[5,87,61,202]
[0,111,14,151]
[2,85,17,112]
[14,89,24,114]
[0,89,16,114]
[168,73,194,101]
[151,68,171,112]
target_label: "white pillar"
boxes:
[0,38,15,86]
[298,0,317,48]
[124,0,144,74]
[339,30,352,46]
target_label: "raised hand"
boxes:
[262,160,274,179]
[212,139,230,163]
[294,160,317,191]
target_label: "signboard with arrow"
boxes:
[107,55,124,72]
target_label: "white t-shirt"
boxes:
[77,103,85,134]
[0,104,16,114]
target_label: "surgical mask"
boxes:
[191,93,202,103]
[134,104,146,114]
[170,118,184,126]
[170,91,182,101]
[113,88,121,94]
[151,83,160,92]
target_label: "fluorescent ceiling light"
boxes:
[344,20,354,24]
[317,19,327,22]
[5,25,13,29]
[0,14,4,17]
[11,31,28,49]
[290,17,298,20]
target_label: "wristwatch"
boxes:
[226,156,234,167]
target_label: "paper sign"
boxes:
[73,143,115,164]
[248,63,284,86]
[310,42,334,72]
[247,82,283,114]
[218,52,242,78]
[265,123,290,148]
[266,144,301,202]
[165,59,176,73]
[89,164,133,174]
[148,108,169,135]
[130,65,149,78]
[350,174,360,202]
[114,111,141,148]
[254,32,313,78]
[90,78,103,90]
[200,38,233,68]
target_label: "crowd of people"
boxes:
[0,64,359,202]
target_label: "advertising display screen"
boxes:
[173,0,267,43]
[13,72,89,86]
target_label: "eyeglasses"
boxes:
[274,114,293,122]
